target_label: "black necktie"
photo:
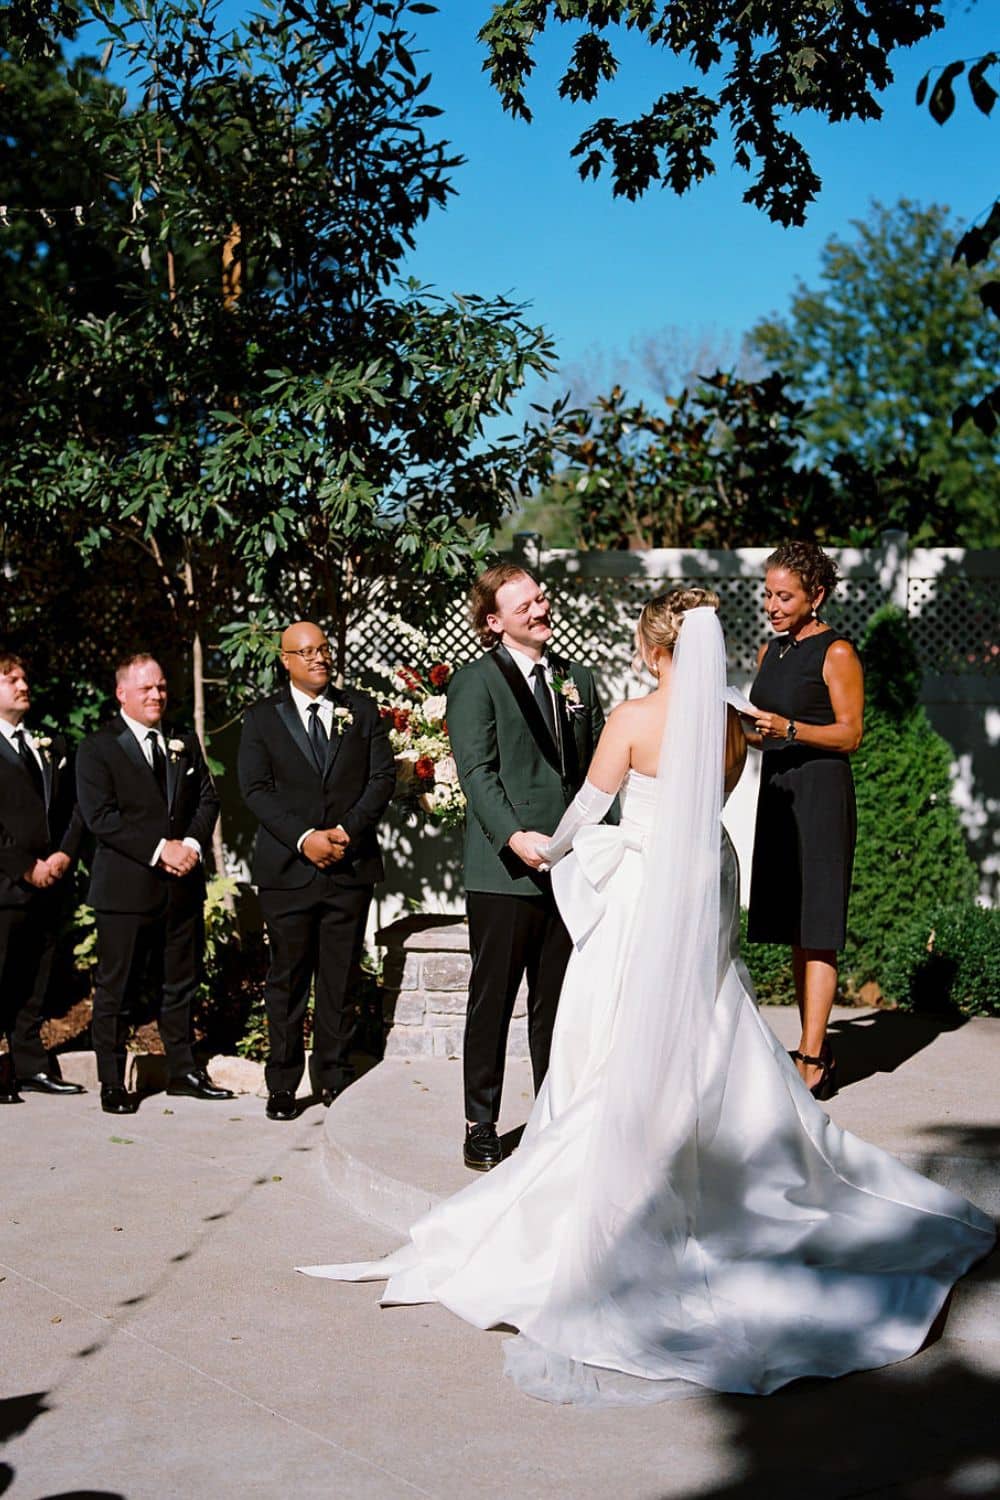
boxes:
[146,730,167,798]
[14,728,45,801]
[307,701,328,772]
[530,662,558,745]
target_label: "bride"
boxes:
[301,590,994,1402]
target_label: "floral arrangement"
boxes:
[378,621,465,828]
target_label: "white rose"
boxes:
[422,695,447,724]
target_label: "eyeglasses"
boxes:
[283,645,332,661]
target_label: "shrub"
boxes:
[881,903,1000,1016]
[844,608,977,991]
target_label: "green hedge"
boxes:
[882,903,1000,1016]
[842,607,978,991]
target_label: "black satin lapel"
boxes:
[117,723,155,783]
[276,697,320,774]
[0,734,22,774]
[40,751,53,810]
[163,728,178,810]
[323,710,346,782]
[488,648,561,773]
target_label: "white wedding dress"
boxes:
[301,610,994,1402]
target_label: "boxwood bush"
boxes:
[842,607,978,992]
[881,903,1000,1016]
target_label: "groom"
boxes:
[447,564,610,1170]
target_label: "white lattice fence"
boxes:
[354,536,1000,914]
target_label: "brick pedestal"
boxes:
[378,915,528,1060]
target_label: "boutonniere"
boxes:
[551,675,585,714]
[34,733,53,753]
[167,737,186,762]
[333,706,354,735]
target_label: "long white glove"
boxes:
[541,779,617,868]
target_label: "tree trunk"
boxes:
[184,558,234,914]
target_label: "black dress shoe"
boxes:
[101,1085,137,1115]
[0,1057,21,1103]
[266,1090,297,1121]
[464,1122,502,1172]
[166,1068,235,1101]
[315,1083,348,1108]
[18,1072,86,1096]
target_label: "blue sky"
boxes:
[396,1,996,406]
[112,2,997,406]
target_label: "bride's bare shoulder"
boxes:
[608,695,656,721]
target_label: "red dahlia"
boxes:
[414,756,436,782]
[429,663,451,688]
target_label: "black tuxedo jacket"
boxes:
[76,718,220,914]
[238,685,395,892]
[0,730,83,908]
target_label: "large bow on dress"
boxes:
[551,824,645,949]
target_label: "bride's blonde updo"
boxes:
[633,586,721,674]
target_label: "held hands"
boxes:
[158,839,199,878]
[302,827,351,869]
[508,830,550,872]
[44,851,72,881]
[23,858,57,889]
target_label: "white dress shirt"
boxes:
[0,716,45,774]
[119,711,201,867]
[504,643,559,725]
[289,683,335,738]
[289,688,344,852]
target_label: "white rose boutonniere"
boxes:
[34,733,53,753]
[167,737,186,762]
[333,706,354,735]
[551,675,585,714]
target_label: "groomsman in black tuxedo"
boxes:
[238,621,395,1121]
[0,653,85,1104]
[76,653,233,1114]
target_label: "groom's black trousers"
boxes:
[464,888,573,1124]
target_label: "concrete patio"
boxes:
[4,1006,999,1499]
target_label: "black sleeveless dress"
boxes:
[747,630,857,951]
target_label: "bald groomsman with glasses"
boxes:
[238,622,395,1121]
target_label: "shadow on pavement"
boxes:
[0,1392,126,1499]
[667,1245,1000,1500]
[672,1354,1000,1499]
[828,1010,966,1090]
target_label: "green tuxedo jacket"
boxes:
[446,645,610,897]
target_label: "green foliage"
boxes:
[860,605,923,719]
[914,50,1000,435]
[738,911,796,1005]
[844,609,977,990]
[882,903,1000,1016]
[748,200,1000,546]
[547,373,946,549]
[480,1,942,225]
[0,2,561,730]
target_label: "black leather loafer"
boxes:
[166,1069,235,1101]
[19,1073,86,1095]
[266,1090,297,1121]
[101,1085,137,1115]
[464,1122,502,1172]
